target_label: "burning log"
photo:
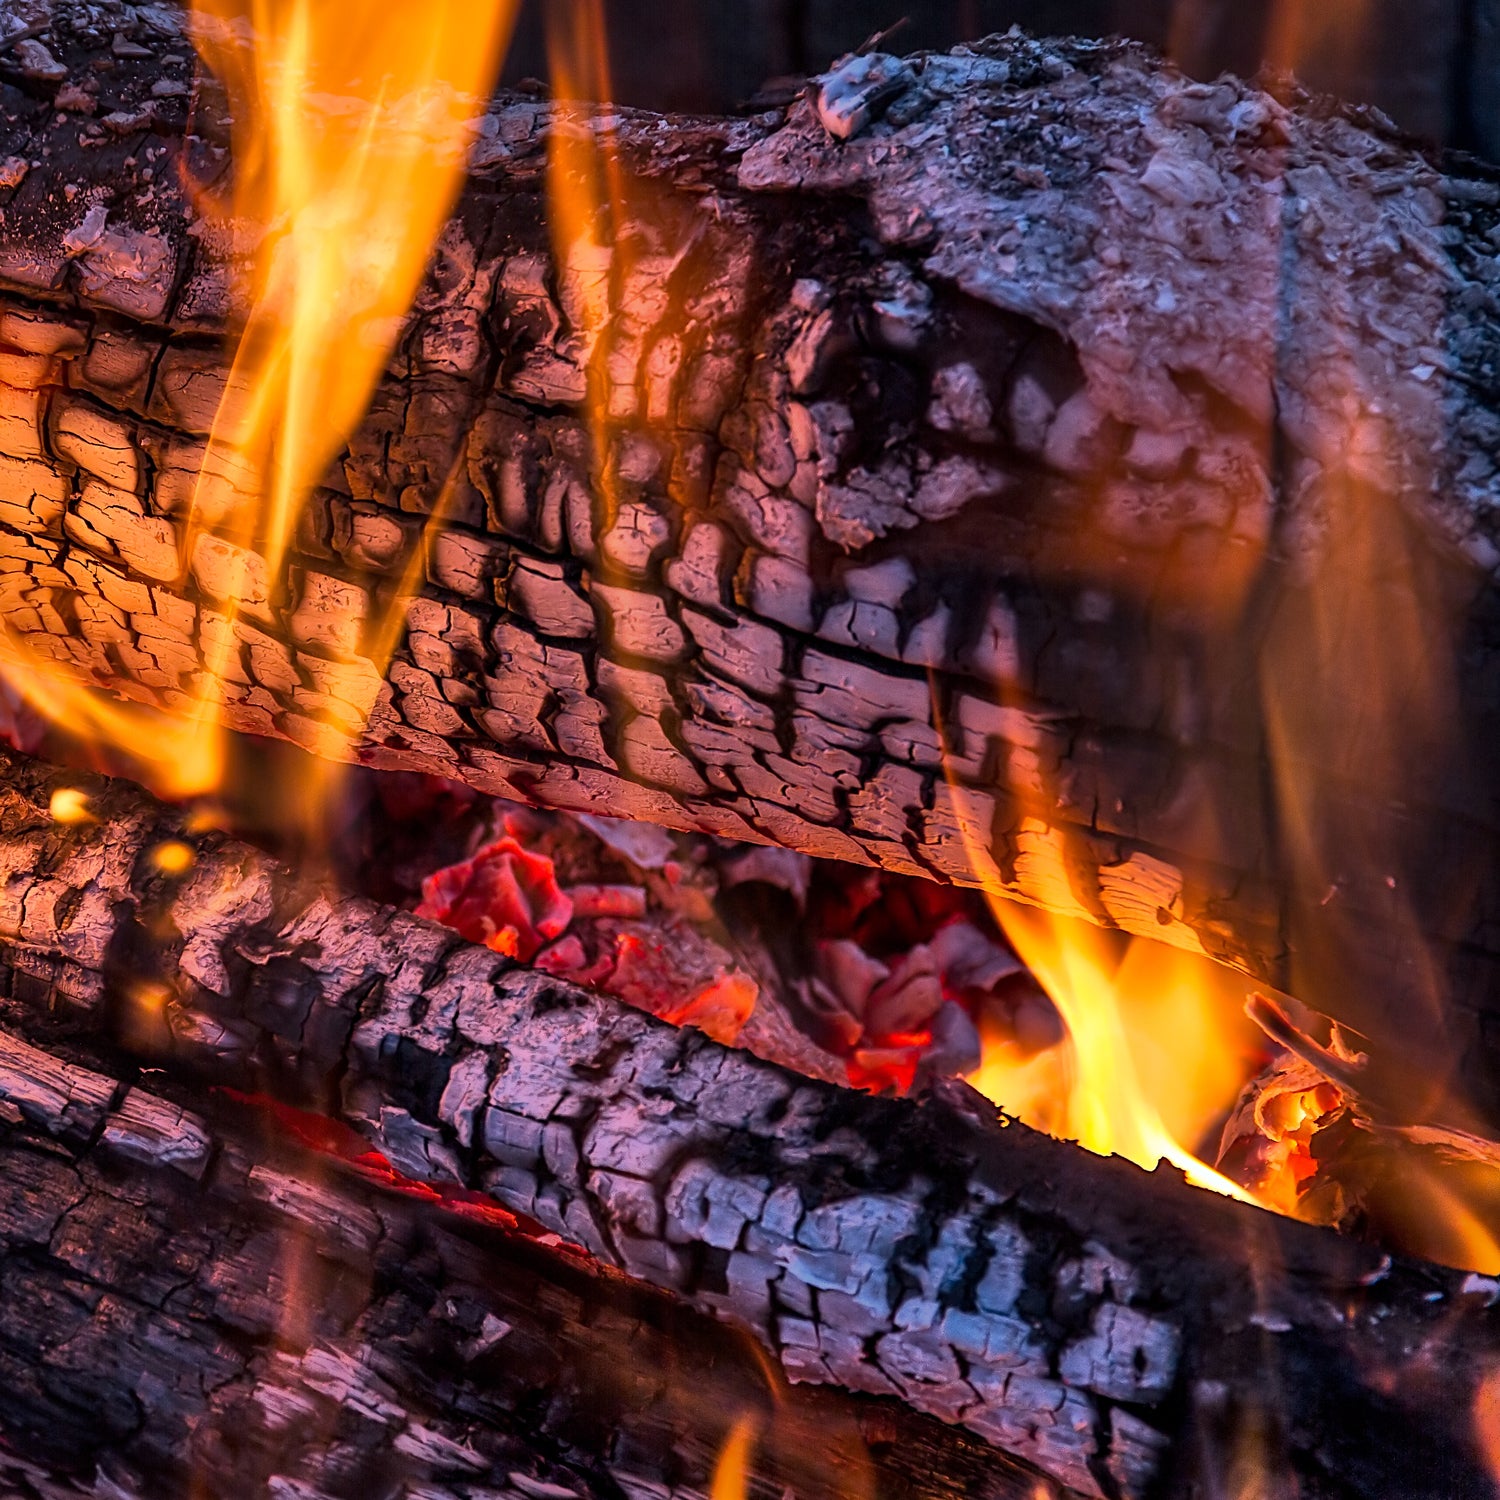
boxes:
[0,749,1497,1499]
[3,7,1500,1129]
[0,1024,1044,1500]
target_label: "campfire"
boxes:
[0,2,1498,1497]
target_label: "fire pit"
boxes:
[0,2,1498,1497]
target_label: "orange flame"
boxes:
[1475,1366,1500,1495]
[945,0,1499,1246]
[965,831,1263,1203]
[544,0,630,529]
[0,0,515,809]
[933,652,1263,1199]
[710,1416,757,1500]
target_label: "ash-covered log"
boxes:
[0,749,1497,1500]
[0,1022,1048,1500]
[2,6,1500,1126]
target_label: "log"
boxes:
[2,9,1500,1121]
[0,1020,1048,1500]
[1,748,1498,1500]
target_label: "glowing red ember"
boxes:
[417,837,575,961]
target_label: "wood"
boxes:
[1,748,1498,1500]
[497,0,1479,149]
[2,12,1500,1117]
[0,1021,1052,1500]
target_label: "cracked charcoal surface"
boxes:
[0,1024,1050,1500]
[1,18,1500,1117]
[0,751,1495,1499]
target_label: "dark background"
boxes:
[499,0,1500,160]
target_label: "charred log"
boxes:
[0,749,1496,1499]
[2,10,1500,1123]
[0,1022,1053,1500]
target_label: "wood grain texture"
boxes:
[1,7,1500,1120]
[0,749,1497,1499]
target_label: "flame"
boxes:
[969,874,1262,1203]
[1475,1366,1500,1494]
[710,1416,757,1500]
[1241,5,1494,1259]
[542,0,701,543]
[936,669,1263,1199]
[944,0,1499,1251]
[0,650,220,799]
[543,0,629,531]
[1264,0,1374,84]
[1,0,515,812]
[47,786,93,824]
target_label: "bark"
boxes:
[2,8,1500,1121]
[0,1021,1049,1500]
[0,749,1498,1500]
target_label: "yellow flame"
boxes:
[48,786,93,824]
[2,0,515,813]
[971,883,1261,1203]
[710,1416,757,1500]
[188,0,513,574]
[0,651,220,800]
[941,0,1487,1235]
[1369,1159,1500,1276]
[936,688,1262,1202]
[183,0,515,802]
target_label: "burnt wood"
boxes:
[0,748,1497,1500]
[2,9,1500,1122]
[0,1019,1055,1500]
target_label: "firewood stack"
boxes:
[1,3,1500,1497]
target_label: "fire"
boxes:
[709,1416,757,1500]
[542,0,701,543]
[940,663,1264,1198]
[1475,1366,1500,1493]
[0,0,516,808]
[47,786,93,824]
[968,872,1263,1202]
[943,0,1497,1248]
[543,0,630,532]
[181,0,515,799]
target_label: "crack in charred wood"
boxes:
[0,751,1493,1498]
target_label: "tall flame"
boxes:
[543,0,632,538]
[0,0,515,806]
[710,1416,757,1500]
[948,0,1500,1251]
[185,0,515,789]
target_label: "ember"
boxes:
[417,836,575,960]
